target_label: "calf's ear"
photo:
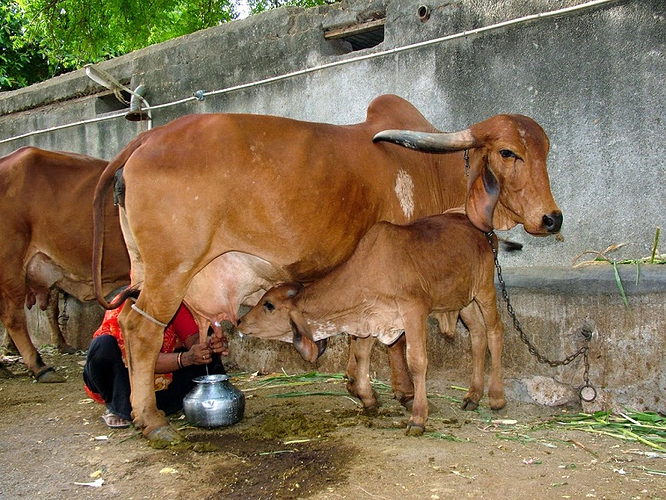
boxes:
[316,338,328,358]
[466,155,500,232]
[289,310,320,363]
[286,283,303,298]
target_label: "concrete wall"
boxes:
[1,0,664,411]
[2,0,663,267]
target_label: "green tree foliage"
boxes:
[1,0,336,90]
[247,0,335,15]
[16,0,238,63]
[0,2,52,90]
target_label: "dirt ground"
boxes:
[0,350,664,500]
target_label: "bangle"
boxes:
[177,352,184,369]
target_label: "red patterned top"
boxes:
[84,302,199,403]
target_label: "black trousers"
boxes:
[83,334,225,420]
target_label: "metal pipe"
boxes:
[84,65,153,128]
[126,84,150,122]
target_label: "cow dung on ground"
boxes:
[0,350,663,500]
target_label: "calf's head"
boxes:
[373,114,562,235]
[237,283,327,363]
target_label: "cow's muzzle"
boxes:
[543,212,563,233]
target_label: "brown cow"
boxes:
[0,147,130,381]
[238,211,505,435]
[92,94,561,443]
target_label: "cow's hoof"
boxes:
[30,366,66,383]
[58,345,77,355]
[460,397,479,411]
[405,423,425,436]
[146,426,185,449]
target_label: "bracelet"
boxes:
[177,352,184,369]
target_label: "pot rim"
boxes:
[192,374,230,384]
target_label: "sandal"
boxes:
[101,411,132,429]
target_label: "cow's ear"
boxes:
[466,155,500,232]
[289,310,319,363]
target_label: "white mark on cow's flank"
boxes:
[394,169,415,219]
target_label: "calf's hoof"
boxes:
[347,385,380,410]
[489,397,507,410]
[30,366,66,383]
[394,391,414,410]
[460,397,479,411]
[361,400,382,416]
[146,425,185,449]
[405,422,425,437]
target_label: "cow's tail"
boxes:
[92,132,148,310]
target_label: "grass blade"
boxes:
[651,227,661,264]
[556,410,666,451]
[612,261,629,308]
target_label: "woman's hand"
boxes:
[183,342,213,366]
[209,331,229,356]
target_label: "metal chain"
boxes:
[485,231,596,402]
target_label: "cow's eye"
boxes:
[499,149,522,161]
[264,301,275,312]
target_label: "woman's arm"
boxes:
[154,334,212,374]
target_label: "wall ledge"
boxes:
[500,265,666,295]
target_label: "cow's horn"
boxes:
[373,129,476,152]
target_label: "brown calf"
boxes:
[238,212,504,435]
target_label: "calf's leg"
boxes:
[345,336,379,410]
[459,303,487,410]
[401,307,429,436]
[387,334,414,407]
[347,335,414,409]
[476,295,506,409]
[459,298,506,410]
